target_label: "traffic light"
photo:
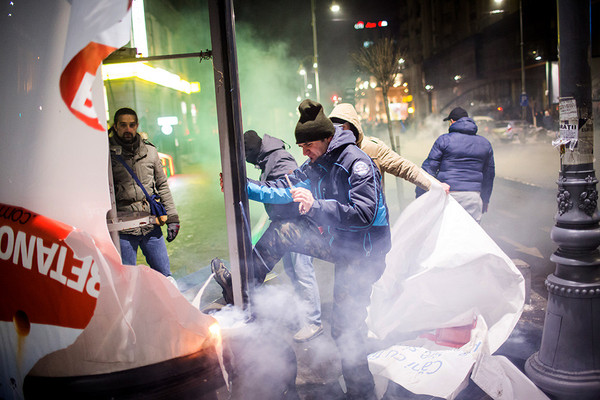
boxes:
[331,94,341,105]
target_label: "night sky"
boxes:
[233,0,398,101]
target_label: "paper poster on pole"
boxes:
[557,97,578,150]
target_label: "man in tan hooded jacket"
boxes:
[329,103,449,194]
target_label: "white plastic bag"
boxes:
[369,315,490,399]
[367,182,528,399]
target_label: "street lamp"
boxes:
[519,0,527,119]
[309,0,340,103]
[490,0,526,117]
[310,0,320,103]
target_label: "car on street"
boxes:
[472,115,496,140]
[473,116,551,143]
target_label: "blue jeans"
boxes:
[119,225,171,277]
[282,252,321,326]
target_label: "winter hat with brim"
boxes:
[244,130,262,164]
[295,99,335,144]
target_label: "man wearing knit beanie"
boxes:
[294,99,335,144]
[213,99,391,399]
[292,100,337,165]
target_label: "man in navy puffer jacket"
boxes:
[417,107,495,223]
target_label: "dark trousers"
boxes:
[252,218,386,399]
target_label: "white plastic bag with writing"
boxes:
[369,315,490,399]
[367,182,526,398]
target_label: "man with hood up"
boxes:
[329,103,449,194]
[212,99,390,399]
[243,130,323,342]
[417,107,495,223]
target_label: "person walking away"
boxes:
[212,99,391,399]
[109,107,180,281]
[243,129,323,342]
[542,110,554,132]
[329,103,449,194]
[416,107,495,223]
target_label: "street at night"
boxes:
[172,131,563,310]
[161,130,559,399]
[3,0,600,399]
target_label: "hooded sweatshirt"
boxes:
[328,103,431,191]
[250,133,301,221]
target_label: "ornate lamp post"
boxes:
[524,0,600,398]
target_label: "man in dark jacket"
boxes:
[109,108,180,279]
[213,99,390,399]
[417,107,495,223]
[243,130,323,342]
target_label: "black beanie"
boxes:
[295,99,335,144]
[244,130,262,165]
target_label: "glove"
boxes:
[166,223,180,242]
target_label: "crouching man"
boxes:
[212,99,391,400]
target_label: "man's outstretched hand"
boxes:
[441,183,450,194]
[291,187,314,215]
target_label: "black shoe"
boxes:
[211,258,234,304]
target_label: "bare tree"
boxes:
[351,37,403,153]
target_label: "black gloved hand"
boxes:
[166,223,180,242]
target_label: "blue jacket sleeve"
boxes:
[308,159,381,230]
[247,170,310,204]
[480,147,495,203]
[416,136,444,198]
[421,136,445,177]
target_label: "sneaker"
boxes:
[293,323,323,342]
[211,258,234,304]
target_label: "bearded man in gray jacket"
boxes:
[109,108,180,278]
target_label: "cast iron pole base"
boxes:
[525,275,600,399]
[525,164,600,399]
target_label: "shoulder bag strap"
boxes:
[113,153,154,202]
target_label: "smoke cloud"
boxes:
[211,284,305,399]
